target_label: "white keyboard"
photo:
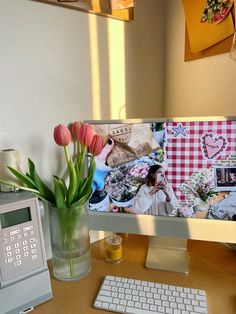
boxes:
[93,275,208,314]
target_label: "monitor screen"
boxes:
[89,117,236,222]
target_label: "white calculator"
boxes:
[0,192,52,314]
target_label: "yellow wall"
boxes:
[164,0,236,118]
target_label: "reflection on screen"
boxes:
[89,119,236,221]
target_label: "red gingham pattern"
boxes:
[164,120,236,202]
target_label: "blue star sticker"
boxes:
[172,123,187,137]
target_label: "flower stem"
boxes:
[64,146,70,165]
[68,234,75,278]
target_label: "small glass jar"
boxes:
[105,233,123,263]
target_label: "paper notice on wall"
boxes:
[182,0,234,53]
[110,0,135,10]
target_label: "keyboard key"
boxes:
[170,302,177,309]
[132,295,139,302]
[94,300,102,308]
[100,290,111,297]
[140,297,147,303]
[196,295,207,301]
[158,305,165,312]
[142,303,149,310]
[155,299,162,306]
[97,295,112,303]
[127,300,134,307]
[126,307,156,314]
[150,304,157,311]
[177,303,185,310]
[125,294,132,300]
[135,301,142,308]
[108,303,116,311]
[116,305,125,312]
[186,304,194,311]
[101,302,109,309]
[194,306,208,313]
[120,299,127,306]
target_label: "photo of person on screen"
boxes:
[133,164,179,216]
[229,168,236,185]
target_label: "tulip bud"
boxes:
[69,121,82,141]
[88,134,103,156]
[53,124,71,147]
[77,123,94,146]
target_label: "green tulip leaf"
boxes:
[31,163,55,204]
[28,158,36,180]
[54,177,66,208]
[7,166,36,189]
[72,191,92,207]
[53,175,67,193]
[67,158,78,206]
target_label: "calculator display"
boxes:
[0,207,31,229]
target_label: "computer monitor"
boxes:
[87,117,236,273]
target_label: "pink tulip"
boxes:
[77,123,94,146]
[69,121,82,141]
[53,124,71,146]
[88,134,103,156]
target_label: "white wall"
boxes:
[164,0,236,117]
[0,0,164,252]
[0,0,164,183]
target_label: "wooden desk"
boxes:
[34,234,236,314]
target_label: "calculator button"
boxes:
[23,232,28,237]
[31,244,36,248]
[17,234,21,239]
[14,243,20,248]
[15,249,20,254]
[16,254,21,260]
[32,255,37,260]
[23,226,31,232]
[23,246,28,251]
[7,257,13,263]
[30,238,35,243]
[24,252,29,257]
[6,246,11,251]
[16,260,22,266]
[7,252,12,257]
[10,230,19,236]
[10,236,14,241]
[31,249,37,254]
[23,240,27,245]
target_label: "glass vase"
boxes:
[193,200,209,219]
[49,203,91,281]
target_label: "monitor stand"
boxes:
[145,236,188,274]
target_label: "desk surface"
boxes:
[34,234,236,314]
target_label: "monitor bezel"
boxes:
[89,211,236,243]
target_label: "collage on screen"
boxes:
[89,119,236,221]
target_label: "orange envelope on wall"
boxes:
[182,0,234,54]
